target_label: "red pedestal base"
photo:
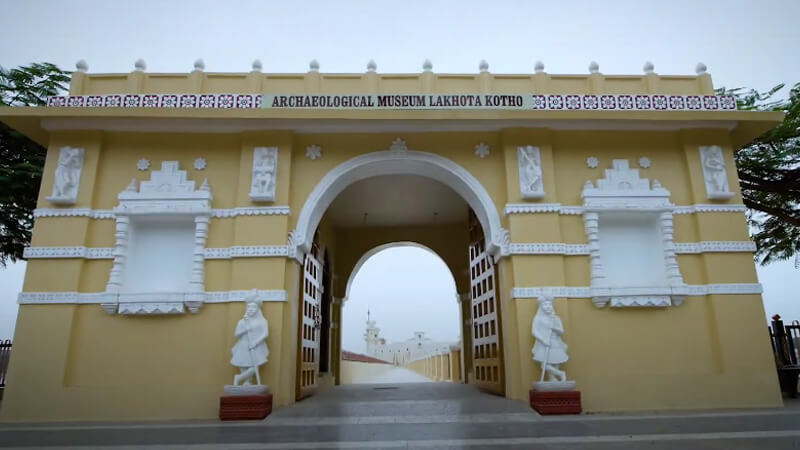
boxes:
[530,389,582,415]
[219,394,273,420]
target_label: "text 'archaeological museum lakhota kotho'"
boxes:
[0,58,786,422]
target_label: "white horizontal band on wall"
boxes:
[18,289,288,305]
[510,283,763,300]
[204,246,289,259]
[24,241,756,260]
[23,246,290,260]
[32,206,291,220]
[509,241,756,255]
[504,203,747,215]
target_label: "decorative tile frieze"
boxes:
[674,241,757,254]
[673,204,746,214]
[46,93,737,111]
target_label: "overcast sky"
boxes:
[1,0,799,342]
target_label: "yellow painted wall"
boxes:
[1,68,783,421]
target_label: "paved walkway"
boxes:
[0,383,799,448]
[356,366,432,384]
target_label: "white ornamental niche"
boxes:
[249,147,278,202]
[581,159,688,308]
[699,145,734,200]
[518,145,545,199]
[103,161,212,315]
[46,147,85,205]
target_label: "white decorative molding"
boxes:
[204,245,289,259]
[699,145,734,200]
[509,243,589,255]
[211,206,291,217]
[249,147,277,202]
[518,145,545,199]
[23,246,114,259]
[137,158,150,171]
[581,159,686,308]
[291,149,507,261]
[46,147,85,205]
[33,206,290,220]
[504,203,748,216]
[194,157,207,171]
[119,303,184,315]
[306,145,322,160]
[639,157,651,169]
[586,157,599,168]
[511,283,763,302]
[390,138,408,152]
[673,204,746,214]
[474,143,490,159]
[23,240,756,261]
[104,161,213,314]
[674,241,757,254]
[18,290,288,313]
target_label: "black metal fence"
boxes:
[769,317,800,398]
[0,339,11,389]
[769,318,800,367]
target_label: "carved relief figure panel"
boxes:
[518,145,545,199]
[699,145,733,200]
[46,147,85,204]
[249,147,278,202]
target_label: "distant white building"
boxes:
[364,313,455,365]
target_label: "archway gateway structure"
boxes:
[0,61,786,422]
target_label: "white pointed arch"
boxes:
[289,149,509,261]
[343,242,457,303]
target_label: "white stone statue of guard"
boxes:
[532,295,575,390]
[226,290,269,394]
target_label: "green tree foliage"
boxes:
[0,63,70,266]
[717,83,800,264]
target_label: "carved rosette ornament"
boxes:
[699,145,733,200]
[249,147,278,202]
[518,145,545,199]
[47,147,86,205]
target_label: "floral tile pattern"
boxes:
[46,94,738,111]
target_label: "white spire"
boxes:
[134,59,146,72]
[193,58,205,71]
[422,59,433,72]
[366,59,377,72]
[534,60,545,73]
[75,59,88,73]
[251,59,262,72]
[309,59,320,72]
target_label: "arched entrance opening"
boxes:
[341,243,460,384]
[293,149,508,400]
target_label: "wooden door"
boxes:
[297,243,323,400]
[468,211,505,395]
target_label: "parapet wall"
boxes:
[67,62,716,97]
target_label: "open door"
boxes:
[468,210,505,395]
[297,240,323,400]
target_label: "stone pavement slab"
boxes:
[0,383,798,449]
